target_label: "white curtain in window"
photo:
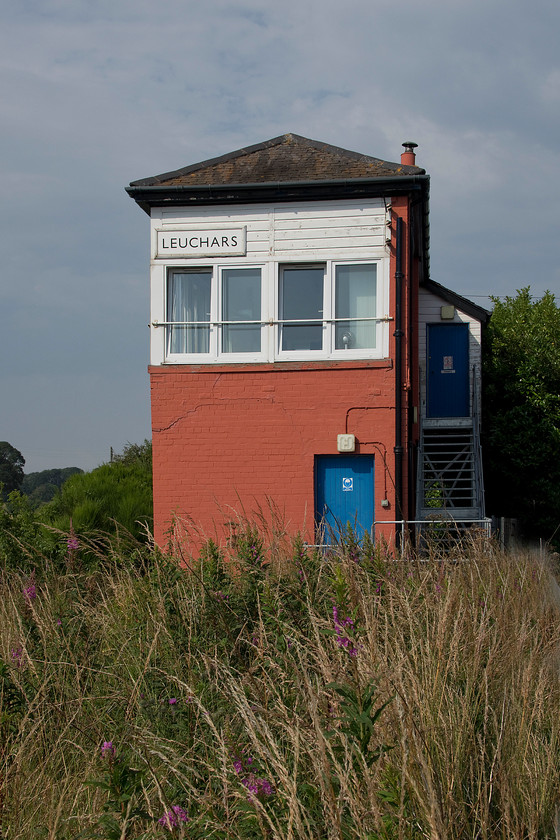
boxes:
[167,271,212,354]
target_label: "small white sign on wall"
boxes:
[156,228,247,258]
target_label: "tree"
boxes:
[482,288,560,544]
[21,467,84,508]
[0,442,25,500]
[40,440,152,540]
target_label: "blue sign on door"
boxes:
[315,455,374,543]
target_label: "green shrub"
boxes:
[39,442,153,541]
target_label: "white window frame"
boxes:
[163,263,267,364]
[275,259,389,362]
[157,258,389,364]
[276,264,327,359]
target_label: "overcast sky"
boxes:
[1,0,559,473]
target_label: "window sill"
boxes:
[149,358,393,374]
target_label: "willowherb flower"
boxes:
[23,572,36,602]
[259,779,274,797]
[232,752,273,801]
[23,583,37,601]
[158,805,189,829]
[168,697,178,705]
[241,773,275,800]
[101,741,115,758]
[67,534,79,552]
[333,605,360,657]
[11,646,23,667]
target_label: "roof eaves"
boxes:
[422,278,490,323]
[125,173,429,214]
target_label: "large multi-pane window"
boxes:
[166,267,263,359]
[164,261,383,362]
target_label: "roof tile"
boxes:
[130,133,424,188]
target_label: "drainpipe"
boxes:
[394,216,404,539]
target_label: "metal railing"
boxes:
[375,517,492,539]
[306,517,493,555]
[152,315,393,327]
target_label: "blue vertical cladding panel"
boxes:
[427,324,470,417]
[315,455,375,543]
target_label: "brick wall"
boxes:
[150,360,408,550]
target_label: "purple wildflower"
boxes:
[232,751,273,801]
[259,779,274,797]
[158,805,189,829]
[241,773,275,800]
[101,741,115,758]
[67,535,79,552]
[11,646,23,667]
[168,697,178,705]
[23,580,36,601]
[23,571,37,603]
[333,605,360,657]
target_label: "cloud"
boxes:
[1,0,559,470]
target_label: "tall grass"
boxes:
[0,525,559,839]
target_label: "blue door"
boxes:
[427,324,469,417]
[315,455,374,543]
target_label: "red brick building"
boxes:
[127,135,487,549]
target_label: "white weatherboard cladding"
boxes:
[152,199,388,260]
[418,287,482,418]
[149,199,390,365]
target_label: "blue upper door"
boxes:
[427,323,469,417]
[315,455,374,543]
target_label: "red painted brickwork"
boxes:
[150,359,411,550]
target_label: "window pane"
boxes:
[335,264,377,350]
[222,268,261,353]
[281,267,324,351]
[167,270,211,354]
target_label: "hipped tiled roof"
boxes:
[129,133,424,188]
